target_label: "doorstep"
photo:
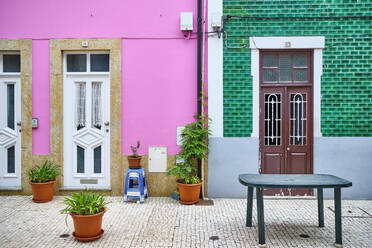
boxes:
[0,186,23,191]
[59,187,112,191]
[264,195,316,200]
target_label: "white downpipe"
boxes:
[201,0,207,199]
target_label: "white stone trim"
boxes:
[207,0,223,137]
[250,36,324,137]
[249,36,325,49]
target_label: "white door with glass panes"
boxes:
[0,53,21,189]
[63,52,110,189]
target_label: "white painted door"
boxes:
[63,75,110,189]
[0,77,21,189]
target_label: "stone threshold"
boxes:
[264,196,316,200]
[59,187,112,191]
[0,186,23,191]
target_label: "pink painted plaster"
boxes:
[122,39,197,154]
[31,40,50,154]
[0,0,197,39]
[0,0,206,155]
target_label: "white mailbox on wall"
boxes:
[148,146,167,172]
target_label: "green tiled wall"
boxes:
[223,0,372,137]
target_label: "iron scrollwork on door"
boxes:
[290,93,307,145]
[264,94,281,146]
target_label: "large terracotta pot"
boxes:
[128,156,142,168]
[177,180,202,205]
[70,208,106,242]
[30,180,56,203]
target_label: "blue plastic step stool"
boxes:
[123,167,148,204]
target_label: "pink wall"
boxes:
[122,39,197,154]
[0,0,204,155]
[31,40,50,154]
[0,0,197,39]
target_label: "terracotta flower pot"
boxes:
[30,180,56,203]
[70,208,106,242]
[128,156,142,168]
[176,180,202,205]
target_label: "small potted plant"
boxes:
[128,140,142,168]
[27,160,60,203]
[61,189,107,242]
[167,115,210,204]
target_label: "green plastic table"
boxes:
[239,174,352,248]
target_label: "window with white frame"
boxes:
[0,53,21,74]
[65,52,110,73]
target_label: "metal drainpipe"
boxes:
[197,0,202,182]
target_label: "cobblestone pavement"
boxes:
[0,196,371,248]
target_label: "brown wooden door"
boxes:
[259,50,313,196]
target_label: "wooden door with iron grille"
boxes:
[259,50,313,196]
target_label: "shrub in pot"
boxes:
[128,140,142,168]
[167,115,210,204]
[61,189,107,242]
[27,160,60,203]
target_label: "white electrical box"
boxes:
[148,146,167,172]
[176,126,185,146]
[82,41,88,47]
[211,13,222,29]
[180,12,193,31]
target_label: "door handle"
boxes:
[17,122,21,126]
[287,147,290,151]
[104,121,110,126]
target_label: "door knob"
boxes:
[104,121,110,126]
[287,147,290,151]
[17,122,21,126]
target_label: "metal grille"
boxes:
[290,93,307,145]
[264,94,281,146]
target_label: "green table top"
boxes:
[239,174,352,188]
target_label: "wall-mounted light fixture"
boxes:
[31,118,38,129]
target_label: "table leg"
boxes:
[257,187,266,246]
[246,186,253,227]
[317,188,324,227]
[334,187,342,247]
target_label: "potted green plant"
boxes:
[167,115,210,204]
[27,160,60,203]
[61,189,107,242]
[128,140,142,168]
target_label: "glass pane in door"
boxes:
[7,146,15,173]
[75,82,86,130]
[94,146,102,174]
[77,146,85,173]
[263,70,277,82]
[3,55,20,72]
[294,55,308,67]
[91,54,109,72]
[263,55,277,67]
[91,82,102,129]
[294,69,308,82]
[7,84,15,130]
[67,54,87,72]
